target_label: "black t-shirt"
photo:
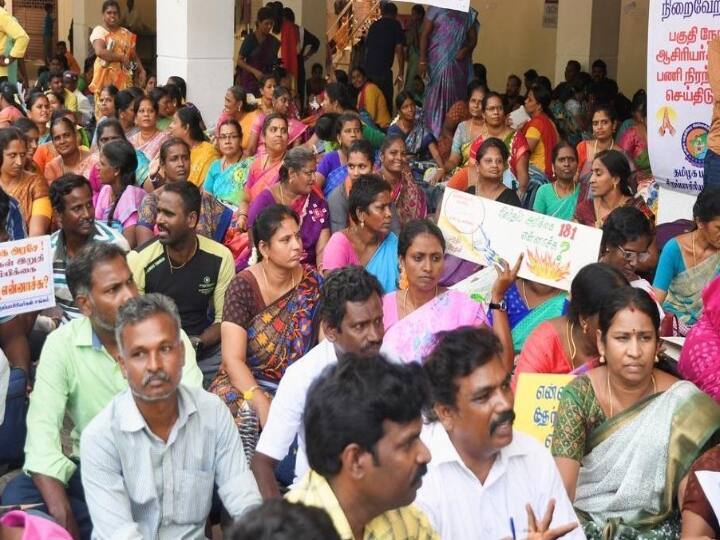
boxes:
[364,17,405,76]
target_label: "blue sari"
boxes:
[324,165,348,198]
[366,232,399,293]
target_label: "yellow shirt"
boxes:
[189,141,220,187]
[0,7,29,78]
[524,125,547,173]
[286,471,439,540]
[359,82,391,129]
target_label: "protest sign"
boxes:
[449,266,497,307]
[647,0,719,194]
[437,188,602,291]
[0,236,55,317]
[514,373,574,449]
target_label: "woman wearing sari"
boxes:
[321,82,386,149]
[317,113,362,196]
[533,141,580,221]
[512,263,628,390]
[128,95,169,162]
[574,150,654,229]
[418,6,479,139]
[114,89,140,139]
[387,91,444,177]
[351,66,390,129]
[26,93,51,147]
[236,7,280,97]
[87,118,150,201]
[434,84,486,181]
[552,286,720,539]
[653,186,720,334]
[0,128,50,236]
[323,174,399,293]
[215,85,260,150]
[169,105,219,188]
[618,92,653,204]
[88,0,145,119]
[245,86,307,156]
[465,92,531,196]
[248,147,329,269]
[381,219,516,369]
[13,118,41,175]
[576,105,635,203]
[328,140,376,232]
[43,117,97,185]
[447,137,522,208]
[521,82,560,185]
[244,113,289,202]
[209,204,321,458]
[376,134,427,226]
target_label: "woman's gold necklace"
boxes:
[607,371,657,417]
[565,320,577,370]
[402,286,438,315]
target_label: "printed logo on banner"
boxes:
[680,121,709,167]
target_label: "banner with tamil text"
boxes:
[0,236,55,318]
[437,188,602,291]
[647,0,720,193]
[514,373,574,449]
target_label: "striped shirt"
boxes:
[80,385,261,539]
[286,471,439,540]
[50,222,129,323]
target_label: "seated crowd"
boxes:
[2,1,720,539]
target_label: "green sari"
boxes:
[553,377,720,539]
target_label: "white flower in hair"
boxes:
[248,246,259,266]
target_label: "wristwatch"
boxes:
[488,300,507,312]
[3,57,10,66]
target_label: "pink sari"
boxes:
[252,113,307,153]
[128,130,169,161]
[245,153,284,201]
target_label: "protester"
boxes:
[552,287,720,538]
[94,138,145,248]
[419,327,582,539]
[316,113,363,194]
[127,95,169,161]
[321,82,385,148]
[44,117,97,183]
[351,66,391,129]
[533,140,580,220]
[209,205,322,458]
[376,134,428,224]
[252,266,385,496]
[286,354,437,539]
[599,205,656,284]
[229,499,340,540]
[323,174,399,292]
[244,113,289,201]
[522,81,560,183]
[653,186,720,333]
[328,139,377,232]
[513,263,628,388]
[236,7,279,96]
[247,146,329,268]
[50,174,129,323]
[362,2,405,112]
[216,85,260,150]
[245,86,307,156]
[129,182,235,386]
[0,242,202,540]
[438,83,486,177]
[0,127,50,236]
[80,294,261,538]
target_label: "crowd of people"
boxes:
[1,0,720,539]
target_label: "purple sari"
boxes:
[248,188,329,267]
[236,32,280,96]
[423,7,479,138]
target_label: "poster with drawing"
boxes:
[437,188,602,291]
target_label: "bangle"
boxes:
[237,212,247,218]
[242,385,260,401]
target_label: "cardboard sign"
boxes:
[0,236,55,317]
[437,188,602,291]
[449,266,497,307]
[647,0,719,194]
[514,373,574,449]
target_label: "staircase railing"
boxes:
[326,0,381,66]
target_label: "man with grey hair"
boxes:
[80,293,261,538]
[0,242,203,540]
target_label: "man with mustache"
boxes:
[418,327,583,540]
[79,294,261,538]
[252,265,385,498]
[286,354,438,539]
[128,181,234,385]
[49,174,129,323]
[1,242,202,539]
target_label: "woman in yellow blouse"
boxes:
[351,67,391,129]
[169,105,219,188]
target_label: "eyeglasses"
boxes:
[218,134,240,141]
[616,245,651,263]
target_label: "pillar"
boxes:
[554,0,621,83]
[156,0,234,127]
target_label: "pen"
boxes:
[510,517,517,540]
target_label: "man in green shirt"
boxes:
[0,242,203,540]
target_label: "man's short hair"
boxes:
[161,181,201,217]
[66,242,127,299]
[115,293,181,356]
[592,59,607,71]
[381,1,398,16]
[304,354,429,478]
[423,327,504,409]
[228,500,340,540]
[319,266,383,330]
[49,173,92,213]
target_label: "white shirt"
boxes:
[415,424,585,540]
[255,339,337,486]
